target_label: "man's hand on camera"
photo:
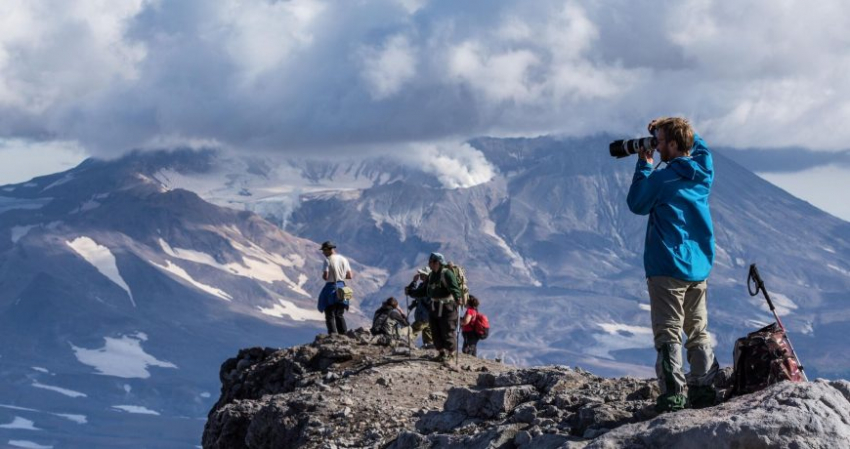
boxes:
[639,147,654,165]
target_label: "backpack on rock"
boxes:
[731,322,804,395]
[732,264,807,396]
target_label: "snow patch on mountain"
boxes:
[69,195,107,214]
[150,260,232,301]
[54,414,86,425]
[66,237,135,307]
[0,405,86,425]
[31,382,87,398]
[8,441,52,449]
[158,238,305,292]
[480,218,541,286]
[828,264,850,277]
[0,196,51,214]
[0,417,39,430]
[588,322,654,359]
[758,291,798,316]
[10,225,37,243]
[258,298,324,322]
[41,173,75,192]
[70,332,177,379]
[111,405,159,415]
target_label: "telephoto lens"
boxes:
[609,137,657,158]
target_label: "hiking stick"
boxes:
[456,304,462,368]
[405,294,411,360]
[747,264,809,381]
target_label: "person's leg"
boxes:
[319,283,336,334]
[335,305,348,334]
[428,310,445,357]
[324,305,338,335]
[467,334,479,357]
[648,276,688,412]
[422,322,434,346]
[442,303,458,362]
[683,280,718,408]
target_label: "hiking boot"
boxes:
[687,385,717,409]
[420,343,435,350]
[655,393,686,413]
[433,351,447,362]
[442,353,456,365]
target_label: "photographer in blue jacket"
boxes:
[627,117,719,412]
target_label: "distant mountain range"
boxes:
[1,136,849,447]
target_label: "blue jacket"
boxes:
[318,281,346,312]
[627,134,715,281]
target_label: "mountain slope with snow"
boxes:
[0,154,385,447]
[2,137,850,447]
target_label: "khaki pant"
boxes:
[409,320,433,345]
[648,276,718,394]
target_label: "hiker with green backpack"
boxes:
[405,252,465,364]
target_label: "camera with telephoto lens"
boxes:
[609,136,657,158]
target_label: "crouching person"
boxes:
[371,297,410,345]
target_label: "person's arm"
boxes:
[442,269,462,303]
[690,133,714,184]
[390,308,410,327]
[406,277,428,298]
[322,258,330,281]
[344,257,353,280]
[462,311,473,326]
[626,155,661,215]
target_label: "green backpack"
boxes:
[441,262,470,307]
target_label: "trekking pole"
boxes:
[405,294,411,360]
[456,311,460,367]
[747,263,808,381]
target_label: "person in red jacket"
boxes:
[461,295,482,357]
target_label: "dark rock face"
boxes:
[204,336,850,449]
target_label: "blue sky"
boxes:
[2,0,849,219]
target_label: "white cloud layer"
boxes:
[2,0,850,154]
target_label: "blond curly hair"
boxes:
[649,117,694,155]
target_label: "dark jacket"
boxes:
[371,305,410,337]
[407,280,431,323]
[408,266,461,304]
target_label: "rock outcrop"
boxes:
[203,331,850,448]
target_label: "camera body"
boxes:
[609,137,657,158]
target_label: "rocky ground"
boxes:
[203,330,850,448]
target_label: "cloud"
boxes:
[359,34,418,100]
[406,142,496,189]
[3,0,850,159]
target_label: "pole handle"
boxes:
[748,263,776,312]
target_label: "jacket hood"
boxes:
[669,156,711,182]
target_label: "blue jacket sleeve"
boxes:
[627,158,660,215]
[690,133,714,184]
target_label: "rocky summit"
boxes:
[203,333,850,449]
